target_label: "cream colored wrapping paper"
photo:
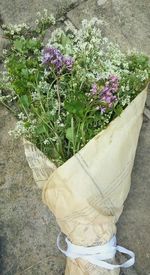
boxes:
[24,88,147,275]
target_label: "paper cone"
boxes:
[24,87,147,274]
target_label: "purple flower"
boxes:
[90,83,97,95]
[42,47,61,63]
[90,75,119,115]
[63,56,74,71]
[42,47,63,73]
[43,52,51,63]
[42,46,74,74]
[103,95,112,104]
[100,107,106,114]
[99,75,119,110]
[108,75,119,93]
[109,75,118,82]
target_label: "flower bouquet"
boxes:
[1,11,150,275]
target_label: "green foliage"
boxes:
[0,14,150,166]
[128,54,149,71]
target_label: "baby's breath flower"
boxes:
[121,95,131,106]
[8,121,27,138]
[31,92,40,101]
[59,123,65,127]
[44,9,48,15]
[43,139,50,145]
[49,28,65,43]
[50,136,57,142]
[18,112,27,120]
[37,12,41,17]
[2,49,7,55]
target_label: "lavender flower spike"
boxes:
[90,83,98,95]
[42,46,74,74]
[100,107,106,114]
[100,75,119,109]
[63,56,74,71]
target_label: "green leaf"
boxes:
[62,34,70,47]
[21,68,28,78]
[14,39,24,52]
[20,95,30,108]
[64,100,85,116]
[36,125,46,134]
[66,127,73,142]
[27,39,40,50]
[114,105,123,116]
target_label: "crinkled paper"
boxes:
[24,88,147,274]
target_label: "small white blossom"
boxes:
[2,49,7,55]
[120,95,131,106]
[18,112,27,120]
[31,92,40,101]
[37,12,41,17]
[8,121,27,138]
[43,139,50,145]
[59,123,64,127]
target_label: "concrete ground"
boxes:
[0,0,150,274]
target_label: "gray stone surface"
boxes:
[0,0,78,24]
[0,106,65,274]
[67,0,150,55]
[0,0,150,274]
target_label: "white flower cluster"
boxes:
[43,138,50,145]
[48,99,59,116]
[18,112,27,120]
[35,10,55,26]
[1,71,11,82]
[8,119,36,138]
[43,135,58,145]
[49,28,65,44]
[0,90,17,103]
[50,17,130,81]
[31,92,41,102]
[37,80,50,93]
[8,121,27,137]
[56,117,65,127]
[31,80,52,101]
[2,23,29,35]
[120,95,131,107]
[136,70,149,82]
[2,49,7,55]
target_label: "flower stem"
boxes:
[56,78,61,116]
[0,100,16,115]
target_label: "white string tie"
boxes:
[57,233,135,270]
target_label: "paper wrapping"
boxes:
[24,88,147,275]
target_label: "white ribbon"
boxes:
[57,233,135,270]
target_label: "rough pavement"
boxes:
[0,0,150,274]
